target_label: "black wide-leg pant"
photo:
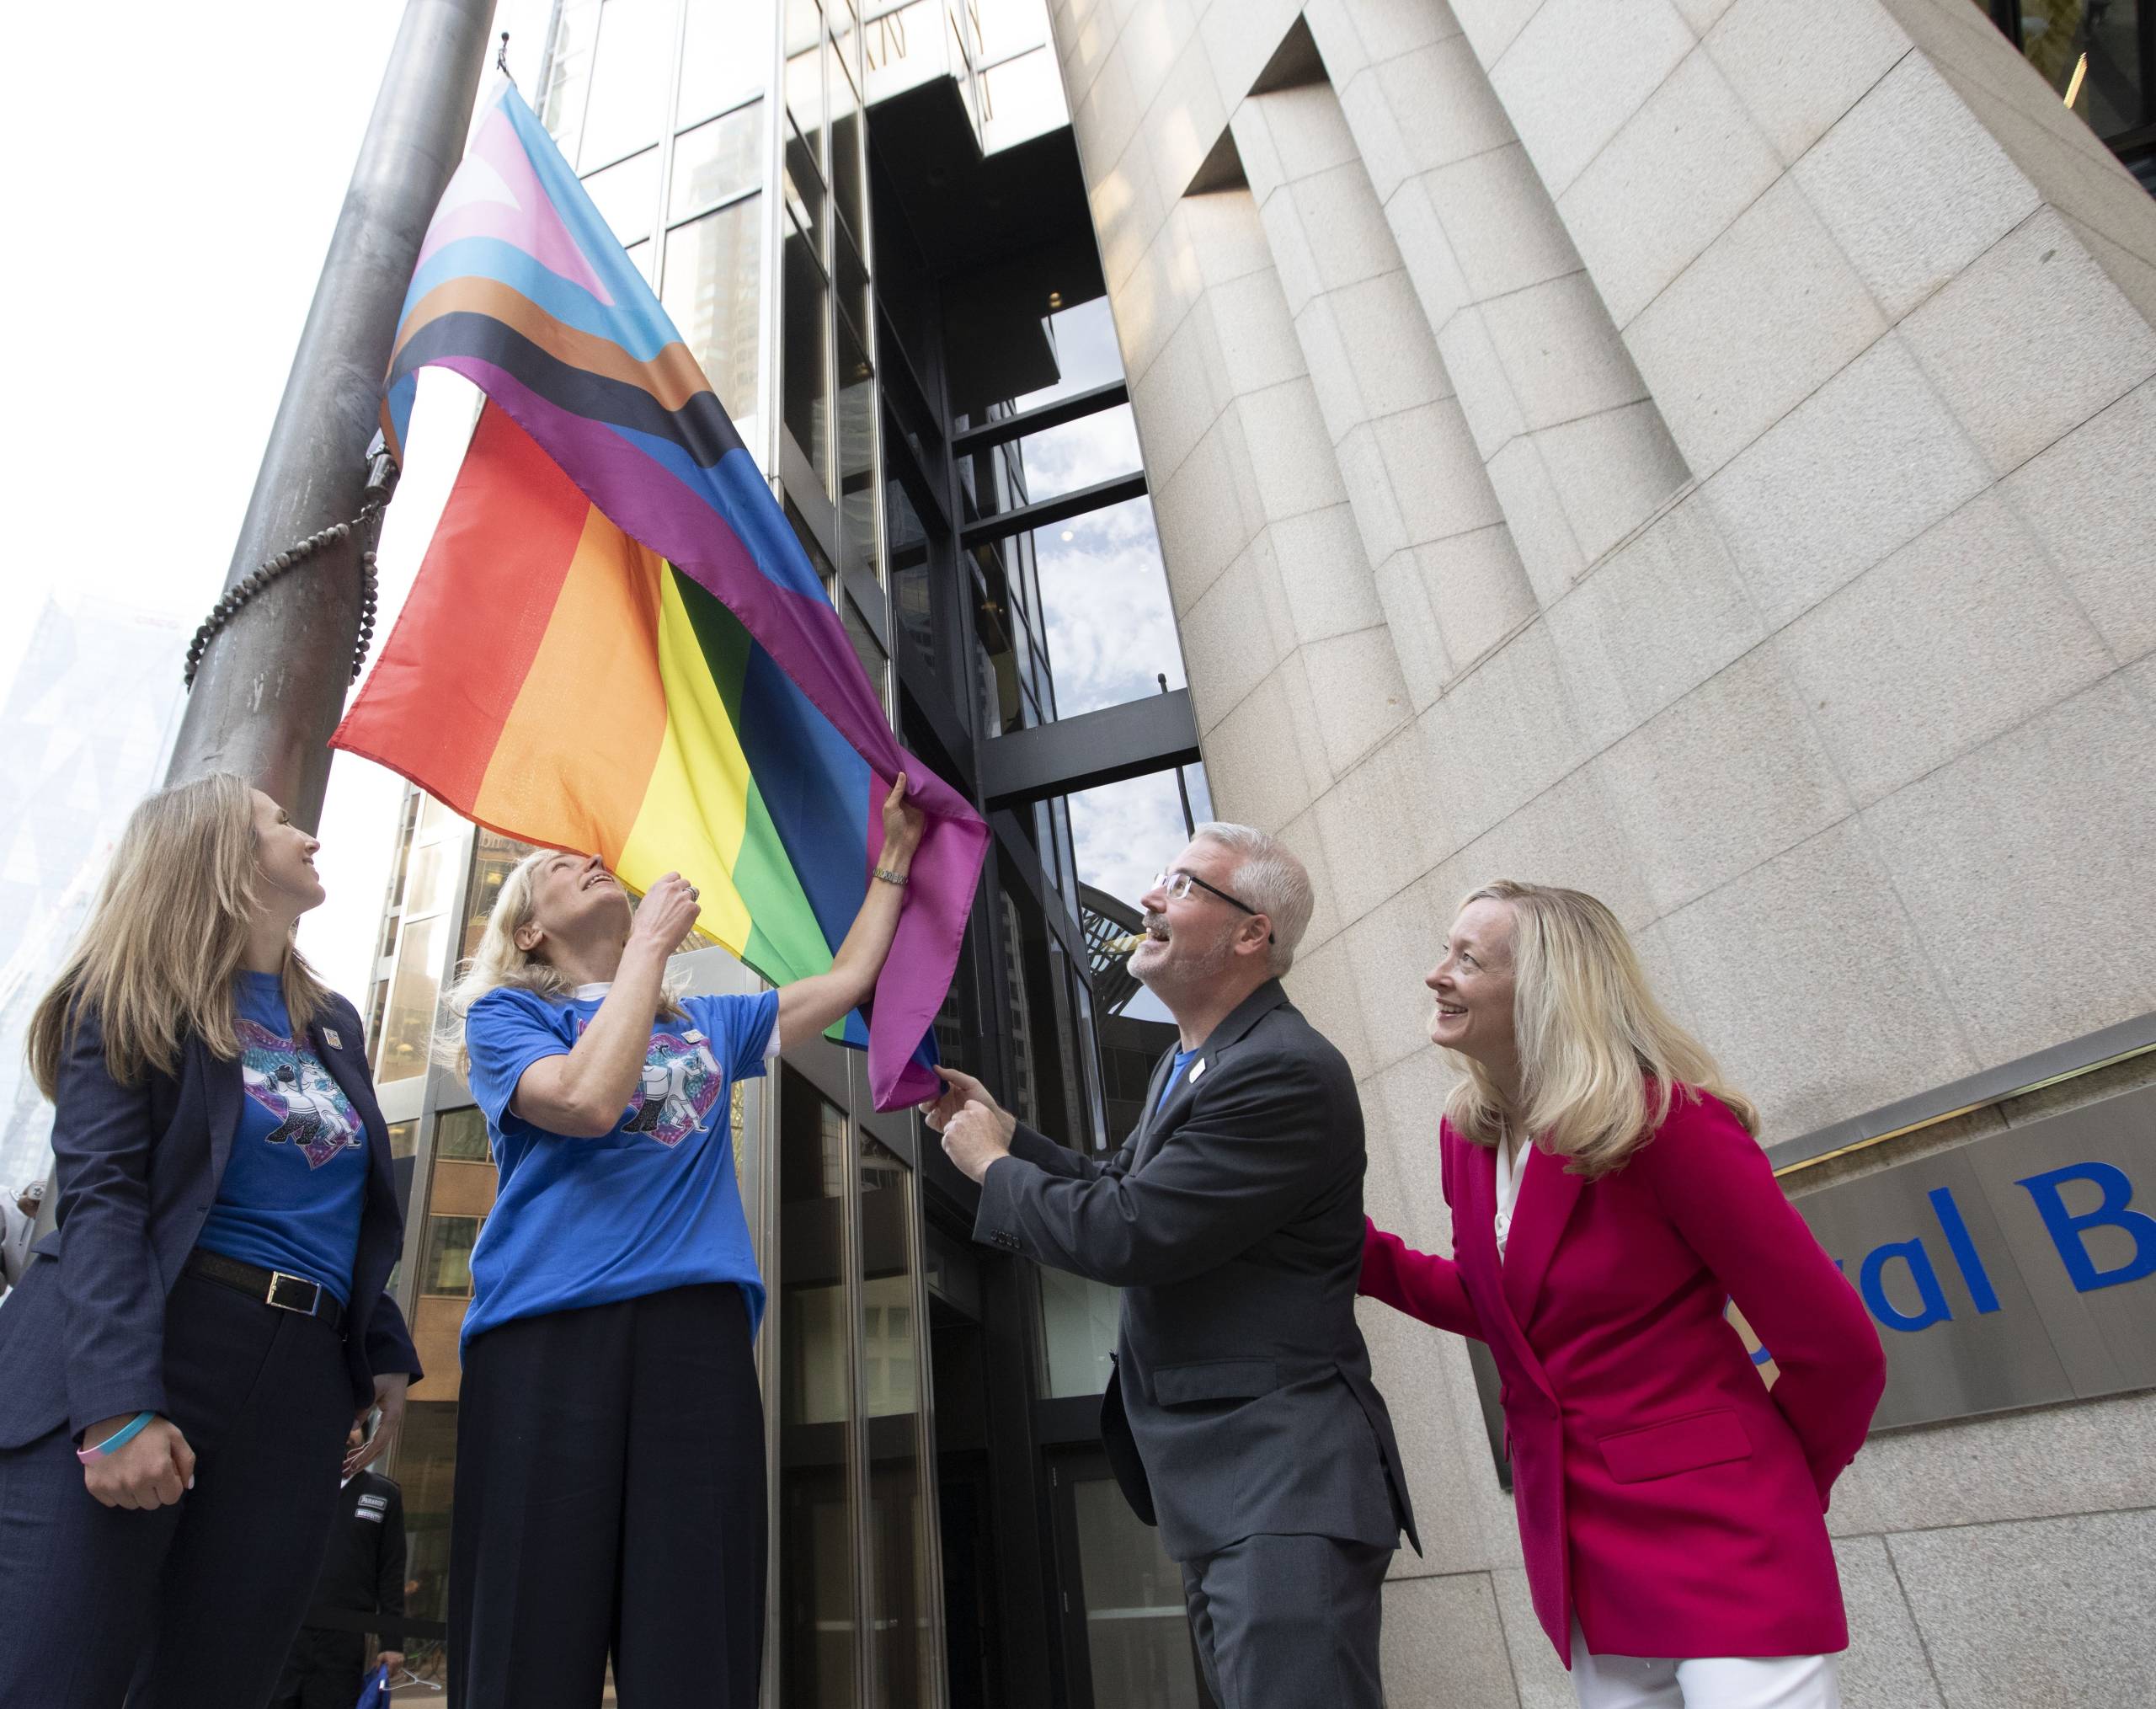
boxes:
[0,1268,353,1709]
[447,1284,766,1709]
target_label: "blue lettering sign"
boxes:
[1927,1185,2001,1313]
[1860,1237,1953,1332]
[2015,1162,2156,1293]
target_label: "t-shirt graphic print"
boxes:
[579,1017,724,1147]
[239,1017,364,1166]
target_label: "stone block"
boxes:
[1533,399,1690,567]
[1115,216,1199,388]
[1177,532,1294,734]
[1626,175,1889,474]
[1375,398,1506,545]
[1828,1389,2156,1537]
[1204,265,1309,393]
[1182,182,1278,287]
[1228,96,1288,208]
[1705,0,1911,166]
[1089,131,1167,293]
[1333,267,1457,419]
[1073,31,1144,176]
[1257,179,1323,316]
[1421,523,1539,680]
[1282,929,1379,1082]
[1452,0,1542,68]
[1832,1535,1947,1709]
[1239,377,1353,522]
[1153,404,1261,612]
[1437,304,1529,461]
[1419,620,1590,843]
[1378,1572,1523,1707]
[1298,163,1408,295]
[1490,0,1695,197]
[1130,293,1230,482]
[1702,329,1988,629]
[1901,206,2156,477]
[1860,676,2156,1066]
[1543,494,1762,754]
[1492,1566,1573,1706]
[1275,801,1347,951]
[1311,721,1457,925]
[1596,647,1852,916]
[1444,760,1657,930]
[2004,378,2156,665]
[1380,31,1518,174]
[1657,819,1976,1135]
[1479,270,1648,434]
[1304,622,1415,772]
[1055,0,1115,109]
[1385,172,1476,332]
[1558,42,1786,328]
[1336,64,1414,205]
[1337,419,1413,566]
[1295,293,1368,446]
[1374,546,1452,712]
[1342,868,1456,1071]
[1200,653,1332,830]
[1484,436,1587,605]
[1196,0,1303,112]
[1422,144,1582,302]
[1342,0,1466,62]
[1669,0,1734,32]
[2057,206,2156,331]
[1254,81,1361,184]
[1780,491,2115,807]
[1143,36,1230,205]
[1890,1510,2156,1709]
[1792,53,2039,321]
[1273,502,1386,644]
[1302,0,1371,84]
[1118,0,1198,117]
[1364,1044,1463,1239]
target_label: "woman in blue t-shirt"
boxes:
[443,775,925,1709]
[0,772,419,1709]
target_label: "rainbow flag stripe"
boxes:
[334,83,985,1108]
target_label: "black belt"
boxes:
[184,1249,344,1332]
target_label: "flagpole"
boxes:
[165,0,496,828]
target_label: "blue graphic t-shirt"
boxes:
[460,982,781,1345]
[1156,1049,1201,1117]
[195,971,369,1302]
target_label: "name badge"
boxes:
[323,1028,344,1050]
[357,1508,385,1523]
[684,1029,707,1045]
[1187,1059,1207,1086]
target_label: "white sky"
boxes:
[0,0,1198,1012]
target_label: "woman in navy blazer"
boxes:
[0,773,420,1709]
[1361,881,1884,1709]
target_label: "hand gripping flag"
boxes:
[333,82,986,1108]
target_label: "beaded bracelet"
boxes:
[76,1411,157,1465]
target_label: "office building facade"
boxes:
[361,0,2156,1704]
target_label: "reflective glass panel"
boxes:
[980,46,1069,154]
[861,1138,931,1705]
[1074,1475,1203,1707]
[1010,404,1140,505]
[842,593,889,714]
[1039,1267,1119,1397]
[831,49,866,245]
[779,1069,857,1708]
[2014,0,2148,137]
[422,1215,480,1296]
[583,144,659,244]
[786,0,827,173]
[579,0,672,168]
[671,102,765,220]
[785,114,830,264]
[680,0,770,123]
[376,913,442,1084]
[886,467,933,668]
[539,0,604,163]
[784,213,835,494]
[662,193,764,429]
[1015,295,1125,412]
[1030,494,1178,721]
[837,313,878,586]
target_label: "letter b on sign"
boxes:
[2015,1162,2156,1293]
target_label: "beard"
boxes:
[1134,917,1238,997]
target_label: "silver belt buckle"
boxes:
[266,1270,323,1316]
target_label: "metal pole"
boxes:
[1158,673,1196,836]
[165,0,495,829]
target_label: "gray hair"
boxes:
[1190,821,1313,977]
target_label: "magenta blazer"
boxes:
[1362,1086,1885,1665]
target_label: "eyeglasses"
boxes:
[1152,870,1274,943]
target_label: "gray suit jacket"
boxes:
[974,980,1418,1562]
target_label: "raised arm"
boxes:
[776,775,927,1049]
[1647,1092,1886,1502]
[509,873,702,1137]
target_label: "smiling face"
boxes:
[250,789,325,915]
[1129,837,1268,1000]
[514,850,632,959]
[1427,897,1518,1070]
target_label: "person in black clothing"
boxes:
[271,1423,408,1709]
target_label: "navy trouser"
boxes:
[447,1284,766,1709]
[0,1267,353,1708]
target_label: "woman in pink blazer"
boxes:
[1362,880,1885,1708]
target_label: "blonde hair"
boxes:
[1443,879,1758,1178]
[441,849,683,1068]
[28,772,332,1095]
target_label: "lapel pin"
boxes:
[323,1028,344,1051]
[1188,1058,1207,1085]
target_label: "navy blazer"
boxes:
[0,991,419,1448]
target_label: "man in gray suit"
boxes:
[930,822,1417,1709]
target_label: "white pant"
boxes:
[1571,1621,1841,1709]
